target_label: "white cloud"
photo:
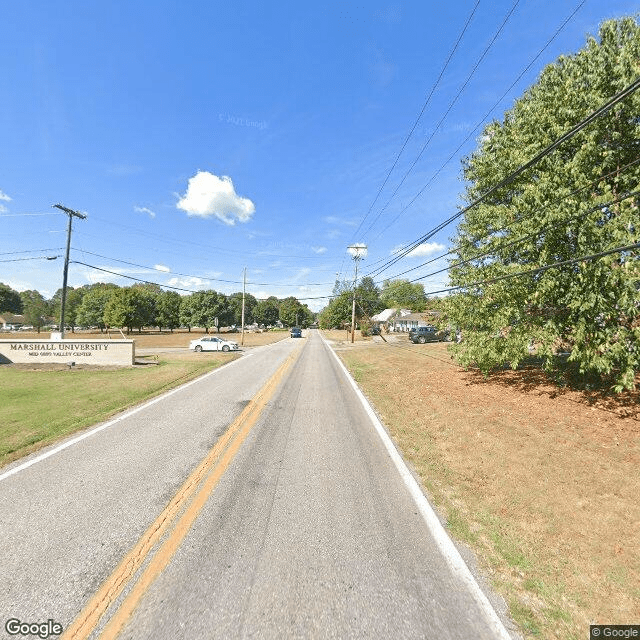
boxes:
[347,243,368,258]
[0,204,8,213]
[311,246,327,254]
[134,206,156,218]
[176,171,255,225]
[0,190,11,201]
[167,276,210,290]
[392,242,446,258]
[154,264,170,272]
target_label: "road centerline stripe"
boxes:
[62,345,302,640]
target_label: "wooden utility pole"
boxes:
[347,245,366,344]
[241,267,246,346]
[53,204,86,339]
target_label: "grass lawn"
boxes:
[333,338,639,640]
[0,352,236,468]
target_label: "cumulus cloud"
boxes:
[176,171,255,225]
[392,242,446,258]
[134,206,156,218]
[154,264,170,272]
[311,246,327,254]
[347,243,368,258]
[167,276,210,289]
[0,190,11,201]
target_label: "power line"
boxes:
[86,215,333,261]
[349,0,481,243]
[367,0,588,243]
[418,242,640,296]
[71,249,337,287]
[410,189,640,285]
[364,75,640,281]
[360,0,522,240]
[383,180,640,284]
[0,248,65,256]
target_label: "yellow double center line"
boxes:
[63,346,302,640]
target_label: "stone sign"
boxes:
[0,340,135,366]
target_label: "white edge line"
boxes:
[0,352,254,483]
[322,336,513,640]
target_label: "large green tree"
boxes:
[0,283,23,314]
[19,290,48,332]
[228,292,258,326]
[355,276,383,318]
[445,17,640,391]
[75,284,119,332]
[318,291,353,329]
[253,297,280,327]
[155,291,182,332]
[185,290,231,333]
[380,279,426,311]
[104,287,156,333]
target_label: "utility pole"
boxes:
[241,267,246,346]
[53,204,86,339]
[347,244,367,344]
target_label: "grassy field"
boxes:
[0,353,239,468]
[0,328,290,468]
[333,338,639,640]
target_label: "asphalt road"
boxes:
[0,330,516,639]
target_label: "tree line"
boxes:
[317,277,442,330]
[0,282,315,334]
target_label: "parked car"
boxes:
[290,327,302,338]
[189,336,239,352]
[370,326,381,335]
[408,326,440,344]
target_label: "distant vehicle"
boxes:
[189,336,239,352]
[408,326,440,344]
[370,326,381,335]
[290,327,302,338]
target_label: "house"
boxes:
[370,308,411,331]
[0,313,25,330]
[387,310,442,332]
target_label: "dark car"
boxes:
[408,326,440,344]
[290,327,302,338]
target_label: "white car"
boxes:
[189,336,239,352]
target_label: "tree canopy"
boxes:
[0,283,23,314]
[444,17,640,391]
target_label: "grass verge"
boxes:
[0,353,235,468]
[335,341,638,640]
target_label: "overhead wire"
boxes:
[363,75,640,281]
[348,0,481,243]
[360,0,523,241]
[71,249,337,287]
[417,242,640,296]
[379,164,640,284]
[367,0,588,243]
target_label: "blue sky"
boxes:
[1,0,638,311]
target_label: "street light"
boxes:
[347,244,367,344]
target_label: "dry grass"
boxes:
[320,329,372,344]
[336,340,639,640]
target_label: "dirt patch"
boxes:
[335,339,639,640]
